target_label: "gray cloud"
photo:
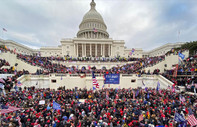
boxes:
[0,0,197,51]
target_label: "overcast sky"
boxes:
[0,0,197,51]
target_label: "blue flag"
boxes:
[0,83,4,89]
[178,52,185,60]
[147,92,150,99]
[53,101,61,110]
[156,81,160,91]
[174,112,186,123]
[93,86,96,91]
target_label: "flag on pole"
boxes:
[173,64,179,77]
[179,95,185,103]
[0,78,5,83]
[187,114,197,126]
[178,52,185,64]
[174,112,186,123]
[53,101,61,110]
[93,28,98,33]
[16,81,23,86]
[92,71,99,88]
[132,90,135,99]
[16,116,22,126]
[129,48,135,56]
[0,83,4,89]
[156,81,161,94]
[3,28,7,32]
[93,86,96,91]
[102,84,105,89]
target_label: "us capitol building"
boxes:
[0,0,184,58]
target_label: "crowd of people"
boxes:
[0,59,14,74]
[163,55,197,93]
[0,46,165,75]
[49,56,139,62]
[15,51,165,75]
[0,87,197,127]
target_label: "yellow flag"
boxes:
[5,45,7,49]
[12,66,15,71]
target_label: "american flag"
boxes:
[132,90,135,99]
[139,114,143,122]
[93,28,97,33]
[1,106,20,114]
[187,114,197,126]
[16,116,22,126]
[16,81,23,86]
[92,71,99,88]
[187,85,191,89]
[179,96,185,103]
[156,81,161,94]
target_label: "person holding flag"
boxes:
[53,101,61,110]
[92,71,99,88]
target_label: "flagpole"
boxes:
[178,30,180,42]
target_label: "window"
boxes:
[67,46,69,49]
[51,79,56,83]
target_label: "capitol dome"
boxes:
[77,0,109,39]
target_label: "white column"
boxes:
[84,43,86,57]
[90,44,92,56]
[111,44,112,57]
[76,44,78,57]
[74,43,76,57]
[103,44,105,57]
[82,44,84,57]
[95,44,97,57]
[101,44,103,56]
[108,44,110,57]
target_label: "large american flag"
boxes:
[1,106,21,114]
[92,71,99,88]
[187,114,197,126]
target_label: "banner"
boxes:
[104,74,120,84]
[39,100,45,105]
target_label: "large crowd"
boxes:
[16,52,165,75]
[0,87,197,127]
[0,46,165,75]
[1,46,197,126]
